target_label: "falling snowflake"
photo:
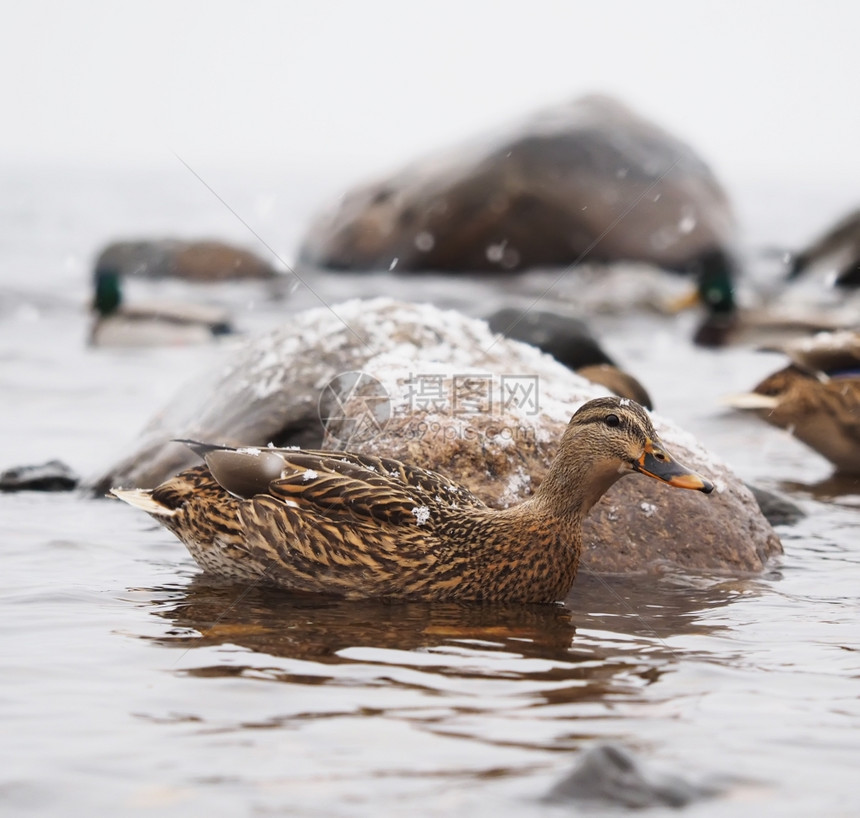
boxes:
[485,241,506,263]
[414,231,435,252]
[302,469,319,482]
[678,214,697,234]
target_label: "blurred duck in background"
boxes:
[724,330,860,475]
[788,208,860,289]
[89,268,234,347]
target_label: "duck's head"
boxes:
[538,397,713,516]
[570,397,713,488]
[695,248,737,316]
[93,267,123,316]
[669,247,738,348]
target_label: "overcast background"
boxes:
[3,1,858,241]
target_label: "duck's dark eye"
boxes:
[605,413,621,428]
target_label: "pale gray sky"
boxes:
[3,0,858,193]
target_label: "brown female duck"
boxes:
[112,397,713,602]
[725,331,860,474]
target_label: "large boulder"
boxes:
[94,239,277,281]
[94,299,780,575]
[299,95,737,281]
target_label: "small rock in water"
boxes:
[543,744,720,809]
[747,484,806,527]
[0,460,79,492]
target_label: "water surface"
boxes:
[1,166,859,816]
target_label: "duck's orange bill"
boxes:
[634,440,714,494]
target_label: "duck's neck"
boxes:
[531,431,626,522]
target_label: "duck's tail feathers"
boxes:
[172,439,234,459]
[110,487,177,517]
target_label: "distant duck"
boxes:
[724,331,860,474]
[111,397,713,602]
[744,208,860,338]
[789,208,860,288]
[89,268,234,347]
[683,247,738,347]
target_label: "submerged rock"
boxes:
[299,95,739,336]
[94,239,276,282]
[544,744,722,808]
[747,484,806,527]
[0,460,79,492]
[94,299,780,575]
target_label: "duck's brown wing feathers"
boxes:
[201,446,485,528]
[277,449,485,508]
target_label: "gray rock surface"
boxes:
[300,95,737,277]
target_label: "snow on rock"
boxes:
[640,501,657,518]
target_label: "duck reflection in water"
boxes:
[140,571,751,699]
